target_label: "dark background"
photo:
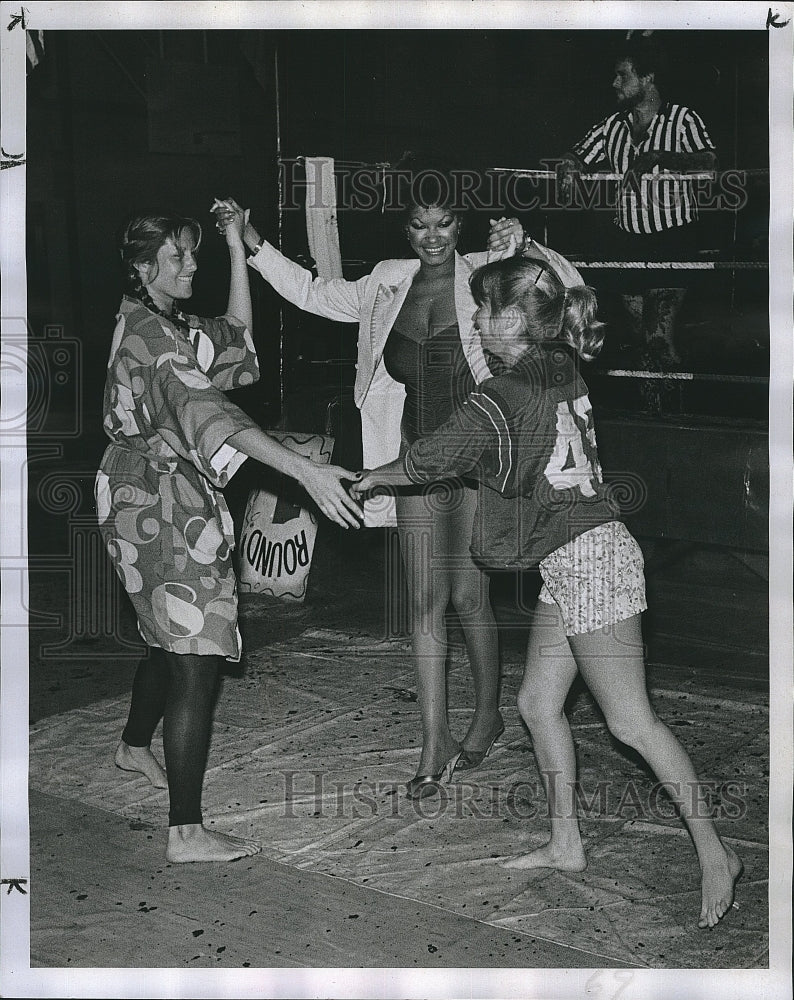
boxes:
[22,27,771,733]
[26,27,769,467]
[17,31,774,977]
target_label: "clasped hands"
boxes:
[210,197,250,252]
[348,464,406,500]
[212,197,262,254]
[212,196,527,258]
[487,216,527,254]
[207,197,525,514]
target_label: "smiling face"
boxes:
[137,231,198,312]
[405,204,460,271]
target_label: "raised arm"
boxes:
[215,198,367,324]
[485,218,584,288]
[213,198,253,331]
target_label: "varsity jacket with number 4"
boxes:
[403,341,620,569]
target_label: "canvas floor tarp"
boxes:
[28,622,768,970]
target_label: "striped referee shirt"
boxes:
[571,102,716,235]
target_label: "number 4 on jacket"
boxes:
[543,396,603,498]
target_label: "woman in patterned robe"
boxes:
[96,204,362,862]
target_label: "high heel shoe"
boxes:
[453,723,505,773]
[405,749,462,800]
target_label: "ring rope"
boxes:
[570,260,767,269]
[285,158,770,181]
[488,167,770,181]
[603,370,767,383]
[340,259,767,270]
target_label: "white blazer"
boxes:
[248,239,582,526]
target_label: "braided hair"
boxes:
[118,212,202,334]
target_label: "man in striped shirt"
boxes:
[557,36,717,374]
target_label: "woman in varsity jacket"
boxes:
[353,251,743,929]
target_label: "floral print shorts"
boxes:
[537,520,648,635]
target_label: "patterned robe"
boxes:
[95,296,260,660]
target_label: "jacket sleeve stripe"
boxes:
[469,393,513,492]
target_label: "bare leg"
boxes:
[569,614,742,928]
[504,602,585,871]
[161,652,261,863]
[444,486,502,751]
[396,491,461,777]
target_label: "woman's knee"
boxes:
[603,708,661,751]
[406,561,451,614]
[516,682,559,731]
[449,568,490,618]
[516,683,534,723]
[407,587,448,628]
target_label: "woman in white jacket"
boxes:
[215,179,580,797]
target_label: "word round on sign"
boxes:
[238,431,334,602]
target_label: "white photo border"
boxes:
[1,3,791,998]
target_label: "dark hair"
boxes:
[470,257,605,362]
[118,211,202,332]
[617,35,668,91]
[392,153,462,222]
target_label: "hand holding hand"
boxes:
[211,197,248,250]
[212,197,263,254]
[300,462,363,529]
[349,470,377,497]
[349,459,410,495]
[488,217,525,255]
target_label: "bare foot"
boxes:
[698,844,743,929]
[165,823,262,863]
[502,839,587,872]
[115,741,167,789]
